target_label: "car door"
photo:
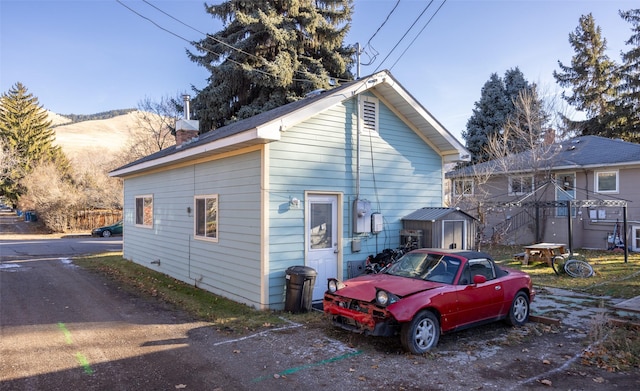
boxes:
[454,258,505,326]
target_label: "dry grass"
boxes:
[74,254,286,334]
[488,246,640,299]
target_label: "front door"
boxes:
[633,225,640,252]
[306,194,339,301]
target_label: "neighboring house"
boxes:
[110,70,469,310]
[446,136,640,251]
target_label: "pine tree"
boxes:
[188,0,355,131]
[553,13,621,138]
[0,82,68,202]
[461,68,542,164]
[463,73,509,164]
[619,9,640,141]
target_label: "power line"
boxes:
[140,0,259,62]
[118,0,350,84]
[373,0,436,73]
[389,0,447,71]
[115,0,284,80]
[360,0,401,66]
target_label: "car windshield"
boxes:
[385,252,457,283]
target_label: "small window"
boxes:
[453,179,474,196]
[509,176,533,195]
[595,171,618,193]
[135,195,153,228]
[360,96,378,133]
[195,194,218,241]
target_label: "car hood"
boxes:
[334,274,443,302]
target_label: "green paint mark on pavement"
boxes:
[252,350,362,382]
[57,322,73,344]
[75,352,94,375]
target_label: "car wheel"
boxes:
[506,291,529,326]
[400,310,440,354]
[102,230,112,238]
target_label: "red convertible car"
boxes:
[323,249,535,354]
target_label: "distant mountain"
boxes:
[53,109,137,126]
[50,111,143,158]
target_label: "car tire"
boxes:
[506,291,529,326]
[400,310,440,354]
[102,230,112,238]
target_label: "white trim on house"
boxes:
[111,71,469,179]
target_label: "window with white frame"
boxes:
[509,175,534,195]
[360,96,378,133]
[595,170,618,193]
[453,179,474,196]
[195,194,218,241]
[135,195,153,227]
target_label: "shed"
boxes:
[402,207,477,250]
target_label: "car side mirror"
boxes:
[473,274,487,284]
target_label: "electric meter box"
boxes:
[353,199,372,233]
[371,213,383,233]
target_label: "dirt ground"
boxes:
[2,210,639,390]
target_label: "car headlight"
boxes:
[376,289,399,307]
[327,278,345,293]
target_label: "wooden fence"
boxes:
[72,210,122,231]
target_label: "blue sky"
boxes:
[1,0,637,143]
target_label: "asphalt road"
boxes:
[0,236,122,260]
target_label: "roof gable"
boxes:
[111,70,469,177]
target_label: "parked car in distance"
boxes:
[91,220,123,237]
[323,249,535,354]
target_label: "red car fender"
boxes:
[385,290,457,326]
[501,275,534,301]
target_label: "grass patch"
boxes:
[582,313,640,371]
[74,253,288,334]
[488,246,640,299]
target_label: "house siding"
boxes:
[122,150,263,307]
[267,94,444,306]
[451,167,640,250]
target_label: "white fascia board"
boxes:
[110,128,276,177]
[387,79,469,157]
[258,78,383,134]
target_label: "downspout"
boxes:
[356,94,361,199]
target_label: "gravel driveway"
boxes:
[2,211,639,390]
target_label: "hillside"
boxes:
[51,111,143,158]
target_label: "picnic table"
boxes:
[521,243,567,266]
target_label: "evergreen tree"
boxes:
[463,73,509,164]
[0,82,68,203]
[461,68,542,164]
[188,0,355,131]
[553,13,621,138]
[619,9,640,141]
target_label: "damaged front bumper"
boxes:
[323,294,399,337]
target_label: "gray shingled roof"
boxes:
[112,79,356,172]
[447,136,640,178]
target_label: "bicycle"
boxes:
[551,253,594,278]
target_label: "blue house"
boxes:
[110,70,469,310]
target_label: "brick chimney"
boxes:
[175,95,199,147]
[544,128,556,145]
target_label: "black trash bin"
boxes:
[284,266,317,313]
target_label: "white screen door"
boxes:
[306,194,338,301]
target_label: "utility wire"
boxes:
[119,0,350,84]
[373,0,435,73]
[360,0,401,66]
[389,0,447,71]
[116,0,309,82]
[140,0,258,61]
